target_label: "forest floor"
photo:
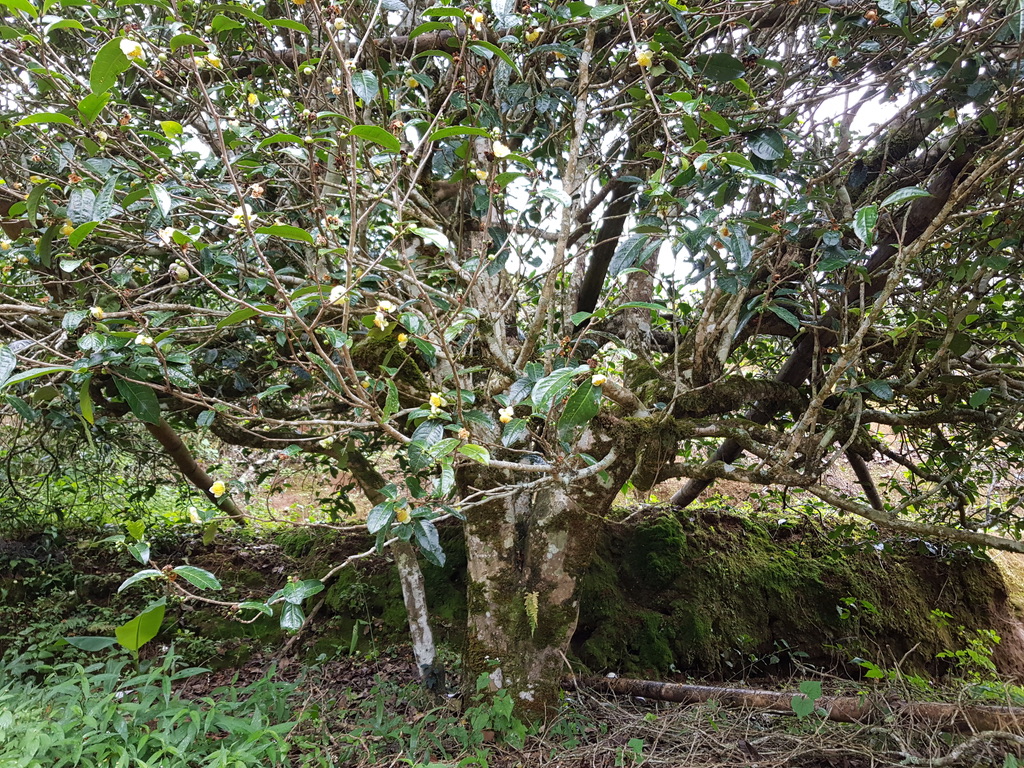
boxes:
[4,449,1024,767]
[4,515,1024,767]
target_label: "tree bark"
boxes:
[345,451,438,682]
[143,418,246,524]
[462,479,598,719]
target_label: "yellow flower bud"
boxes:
[247,93,260,107]
[932,14,946,28]
[60,221,74,236]
[525,27,541,43]
[90,306,105,320]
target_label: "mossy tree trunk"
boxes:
[460,432,630,719]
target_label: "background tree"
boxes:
[3,0,1024,718]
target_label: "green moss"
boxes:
[573,509,1013,679]
[624,513,688,590]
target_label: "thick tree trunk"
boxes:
[462,481,599,719]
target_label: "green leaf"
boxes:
[532,365,588,413]
[747,128,785,161]
[93,172,120,222]
[853,205,877,247]
[216,307,259,329]
[367,502,395,534]
[115,602,166,652]
[79,376,94,424]
[125,520,145,540]
[118,569,162,592]
[0,365,73,389]
[256,132,305,149]
[864,380,893,401]
[16,111,75,127]
[113,377,161,424]
[159,120,183,138]
[410,20,454,38]
[0,345,16,387]
[68,220,98,247]
[90,37,130,94]
[428,125,492,142]
[149,183,172,216]
[64,636,118,651]
[349,124,400,152]
[383,379,400,420]
[280,579,324,604]
[458,443,490,464]
[211,13,244,31]
[590,3,623,18]
[879,186,931,208]
[280,602,304,631]
[351,70,379,102]
[169,32,207,51]
[1,0,37,17]
[413,519,446,567]
[501,417,528,447]
[255,224,314,244]
[695,53,745,82]
[468,40,520,74]
[557,380,600,437]
[237,601,273,617]
[767,304,800,330]
[127,541,150,565]
[270,17,310,33]
[969,388,992,407]
[791,692,815,719]
[67,187,95,225]
[25,182,47,227]
[173,565,222,590]
[76,92,109,125]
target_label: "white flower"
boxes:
[470,9,485,28]
[591,373,607,386]
[188,506,201,523]
[119,39,146,61]
[329,285,347,304]
[499,406,514,424]
[157,226,176,246]
[134,333,154,346]
[210,480,226,498]
[492,141,511,158]
[377,300,397,313]
[228,204,254,227]
[373,311,387,330]
[90,306,105,320]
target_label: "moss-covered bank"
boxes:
[2,510,1021,680]
[276,508,1023,679]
